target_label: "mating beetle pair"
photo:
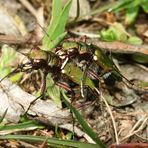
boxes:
[0,38,125,104]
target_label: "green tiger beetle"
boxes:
[0,38,132,112]
[0,39,130,92]
[55,39,134,97]
[59,40,123,81]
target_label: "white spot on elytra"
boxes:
[93,55,98,61]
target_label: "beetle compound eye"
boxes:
[34,59,40,63]
[77,60,87,69]
[103,72,112,79]
[56,51,66,59]
[68,48,75,53]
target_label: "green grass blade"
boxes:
[43,0,62,47]
[62,91,107,148]
[0,45,16,78]
[43,32,67,51]
[46,74,61,107]
[0,121,43,135]
[0,135,99,148]
[46,0,62,36]
[110,0,134,12]
[49,0,72,41]
[0,109,8,123]
[43,0,72,50]
[79,0,132,19]
[125,6,139,25]
[141,0,148,13]
[79,0,141,22]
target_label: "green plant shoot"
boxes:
[43,0,72,51]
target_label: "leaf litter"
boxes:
[0,0,148,147]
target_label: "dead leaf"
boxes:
[0,8,21,36]
[63,0,91,20]
[0,78,70,125]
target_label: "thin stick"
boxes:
[120,116,148,142]
[94,41,148,55]
[0,35,27,45]
[18,0,37,19]
[1,35,148,55]
[95,88,119,144]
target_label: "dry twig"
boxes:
[93,41,148,55]
[95,88,119,144]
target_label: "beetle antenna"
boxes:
[36,22,52,42]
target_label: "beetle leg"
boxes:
[0,62,33,82]
[80,58,99,98]
[0,67,19,82]
[79,35,87,42]
[56,81,72,92]
[56,81,76,103]
[61,57,69,70]
[25,72,48,114]
[40,72,48,95]
[87,69,102,81]
[25,95,42,114]
[80,68,87,98]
